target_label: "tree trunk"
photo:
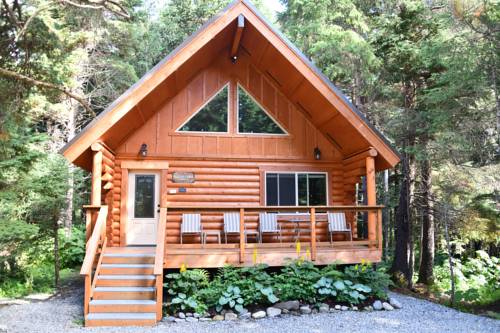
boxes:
[443,204,455,307]
[383,169,390,260]
[418,158,435,284]
[390,152,415,286]
[53,216,60,288]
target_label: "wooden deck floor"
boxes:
[163,242,381,268]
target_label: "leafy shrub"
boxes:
[165,268,210,313]
[59,225,86,268]
[313,277,372,304]
[344,261,393,299]
[216,286,245,313]
[272,259,320,303]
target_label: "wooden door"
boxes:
[127,171,160,245]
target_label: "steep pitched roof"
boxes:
[61,0,399,170]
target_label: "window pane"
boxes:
[179,85,228,132]
[266,173,278,206]
[278,174,296,206]
[298,174,308,206]
[134,175,155,218]
[238,86,285,134]
[308,174,327,206]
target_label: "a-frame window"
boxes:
[178,84,229,132]
[237,85,286,135]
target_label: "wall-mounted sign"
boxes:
[172,172,195,183]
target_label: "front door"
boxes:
[127,171,159,245]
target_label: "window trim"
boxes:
[264,171,329,206]
[236,83,289,136]
[175,83,230,134]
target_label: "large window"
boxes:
[237,85,286,134]
[265,172,327,206]
[178,84,228,132]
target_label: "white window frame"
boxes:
[175,83,230,134]
[264,171,329,206]
[236,83,289,136]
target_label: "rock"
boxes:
[225,312,238,320]
[239,311,251,319]
[199,318,212,322]
[319,303,329,313]
[289,310,300,316]
[163,316,176,322]
[193,313,200,318]
[382,302,394,311]
[364,306,373,311]
[252,311,266,319]
[334,304,341,310]
[186,317,198,322]
[274,300,300,311]
[186,312,193,317]
[352,306,358,311]
[24,293,52,301]
[213,315,224,321]
[389,297,402,309]
[282,309,289,314]
[0,325,7,333]
[373,300,383,311]
[341,306,349,311]
[266,307,282,317]
[177,312,186,319]
[299,305,311,314]
[174,318,186,323]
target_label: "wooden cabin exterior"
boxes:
[61,0,399,326]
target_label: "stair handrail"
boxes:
[154,207,167,320]
[80,205,108,275]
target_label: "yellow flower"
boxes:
[296,240,301,256]
[306,248,311,260]
[252,248,258,265]
[180,263,187,273]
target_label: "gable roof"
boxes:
[61,0,400,170]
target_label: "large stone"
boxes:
[274,300,300,311]
[174,318,186,323]
[266,307,282,317]
[252,311,266,319]
[186,312,193,317]
[225,312,238,320]
[364,306,373,312]
[177,312,186,319]
[186,317,198,323]
[382,302,394,311]
[334,304,341,310]
[389,297,402,309]
[341,306,349,311]
[239,311,251,319]
[299,305,311,314]
[373,300,383,311]
[199,318,212,322]
[213,315,224,321]
[319,303,329,313]
[352,306,358,311]
[163,316,176,322]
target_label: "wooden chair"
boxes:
[259,213,281,243]
[327,212,352,243]
[181,213,203,244]
[223,212,240,244]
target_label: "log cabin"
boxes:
[61,0,400,327]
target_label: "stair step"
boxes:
[100,264,154,275]
[92,287,155,300]
[85,312,156,327]
[89,300,156,313]
[102,253,155,264]
[96,275,156,287]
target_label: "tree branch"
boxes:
[59,0,130,19]
[15,5,51,42]
[0,67,95,116]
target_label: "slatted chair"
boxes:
[327,212,352,244]
[259,213,281,243]
[223,212,240,244]
[181,213,203,244]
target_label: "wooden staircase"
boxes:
[86,247,158,327]
[81,206,167,327]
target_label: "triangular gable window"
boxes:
[237,85,286,134]
[178,85,228,132]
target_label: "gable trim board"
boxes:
[61,0,400,170]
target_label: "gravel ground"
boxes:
[0,280,498,333]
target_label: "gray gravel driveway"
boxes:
[0,280,498,333]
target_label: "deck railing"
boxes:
[164,205,383,262]
[80,205,108,317]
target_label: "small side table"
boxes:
[244,230,260,243]
[203,230,221,244]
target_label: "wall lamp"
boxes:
[314,147,321,160]
[139,143,148,157]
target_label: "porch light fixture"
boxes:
[139,143,148,157]
[314,147,321,160]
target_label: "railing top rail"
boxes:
[154,208,167,275]
[80,205,108,275]
[164,205,384,211]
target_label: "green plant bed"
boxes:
[163,259,392,315]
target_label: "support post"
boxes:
[366,156,377,246]
[239,208,245,263]
[310,207,317,261]
[91,150,103,206]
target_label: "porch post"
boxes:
[91,150,103,206]
[365,156,376,246]
[239,208,245,263]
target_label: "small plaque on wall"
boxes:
[172,172,195,183]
